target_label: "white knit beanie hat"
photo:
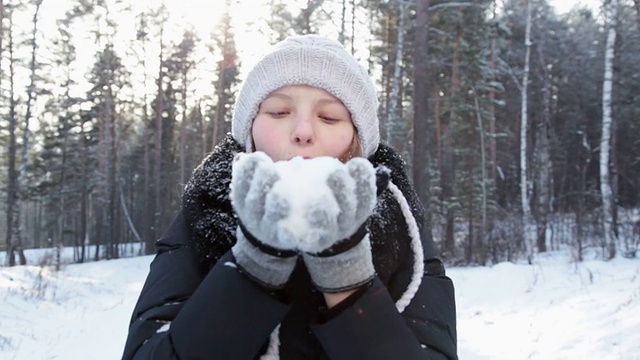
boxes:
[231,34,380,157]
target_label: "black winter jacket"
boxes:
[122,135,457,359]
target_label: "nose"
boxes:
[291,113,314,145]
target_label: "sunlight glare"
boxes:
[162,0,227,37]
[161,0,273,77]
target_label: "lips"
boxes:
[287,155,313,160]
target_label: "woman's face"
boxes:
[251,85,356,162]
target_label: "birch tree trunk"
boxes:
[520,0,536,261]
[600,0,618,260]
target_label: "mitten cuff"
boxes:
[238,221,297,257]
[302,235,375,293]
[232,228,298,290]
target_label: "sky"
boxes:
[15,0,605,123]
[553,0,601,15]
[1,246,639,359]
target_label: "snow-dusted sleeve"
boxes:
[389,226,458,359]
[310,254,457,360]
[121,210,291,360]
[310,173,457,359]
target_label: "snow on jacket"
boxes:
[122,134,457,359]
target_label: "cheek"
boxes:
[251,116,281,153]
[323,126,355,157]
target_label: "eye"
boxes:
[319,114,341,123]
[266,111,289,118]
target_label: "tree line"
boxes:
[2,0,639,266]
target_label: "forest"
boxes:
[1,0,639,267]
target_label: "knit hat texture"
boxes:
[231,34,380,157]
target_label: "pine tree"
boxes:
[412,0,433,243]
[210,0,239,150]
[5,0,44,266]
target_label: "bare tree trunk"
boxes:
[119,183,141,242]
[57,111,69,257]
[180,67,188,186]
[386,0,407,153]
[474,91,488,264]
[381,11,392,135]
[212,4,236,150]
[57,16,77,262]
[610,28,622,247]
[601,0,618,260]
[153,27,165,253]
[520,0,535,262]
[441,8,462,257]
[6,1,43,266]
[339,0,346,45]
[434,86,441,159]
[489,1,497,182]
[212,67,224,150]
[576,130,590,262]
[412,0,432,236]
[143,119,152,254]
[298,0,323,34]
[95,97,106,260]
[535,44,552,254]
[79,118,88,263]
[111,101,121,259]
[350,0,355,54]
[0,0,3,89]
[196,103,206,156]
[535,92,551,254]
[633,0,640,31]
[97,74,116,260]
[136,12,154,255]
[5,6,18,266]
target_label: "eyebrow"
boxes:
[266,92,342,106]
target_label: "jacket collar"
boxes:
[181,134,426,284]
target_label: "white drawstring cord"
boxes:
[261,181,425,357]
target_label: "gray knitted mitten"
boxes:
[297,157,380,293]
[230,152,297,290]
[231,152,385,293]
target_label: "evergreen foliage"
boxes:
[1,0,639,265]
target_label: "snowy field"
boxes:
[1,247,639,359]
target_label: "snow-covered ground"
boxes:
[1,248,639,359]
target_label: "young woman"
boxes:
[122,34,457,360]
